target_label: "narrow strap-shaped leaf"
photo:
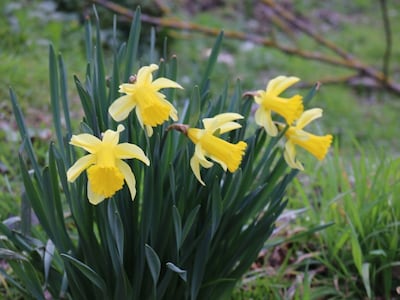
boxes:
[172,206,182,252]
[84,17,93,63]
[49,44,65,158]
[190,230,211,300]
[145,244,161,285]
[200,31,224,96]
[18,155,51,235]
[93,6,108,130]
[13,261,46,300]
[0,248,27,261]
[164,55,178,101]
[58,54,72,135]
[166,262,187,282]
[44,239,55,286]
[20,190,31,235]
[10,89,41,181]
[302,81,320,106]
[149,26,156,63]
[107,200,125,265]
[210,183,222,239]
[182,205,200,245]
[124,7,142,81]
[61,253,108,294]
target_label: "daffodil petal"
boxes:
[87,181,106,205]
[67,154,96,182]
[115,143,150,165]
[284,141,304,170]
[210,156,228,171]
[135,107,145,129]
[118,83,135,94]
[70,134,101,153]
[195,145,213,168]
[202,113,243,132]
[109,95,136,122]
[116,160,136,200]
[266,76,300,96]
[152,77,183,90]
[254,90,264,104]
[102,125,124,144]
[217,122,242,134]
[296,108,323,129]
[255,107,278,136]
[190,155,205,186]
[145,125,153,137]
[137,64,158,84]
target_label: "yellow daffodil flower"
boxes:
[282,108,333,170]
[67,125,150,205]
[171,113,247,185]
[253,76,304,136]
[108,64,183,137]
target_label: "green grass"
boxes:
[0,0,87,216]
[232,146,400,299]
[1,0,400,298]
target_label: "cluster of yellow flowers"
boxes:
[66,64,332,205]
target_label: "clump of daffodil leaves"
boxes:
[4,8,333,300]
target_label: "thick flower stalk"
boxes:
[67,125,150,205]
[282,108,333,170]
[252,76,304,136]
[171,113,247,185]
[109,64,183,136]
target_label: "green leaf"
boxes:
[20,191,31,235]
[182,205,200,244]
[107,200,125,264]
[145,244,161,285]
[44,239,55,285]
[18,155,51,235]
[172,206,182,251]
[58,54,72,136]
[191,232,211,300]
[124,7,142,81]
[49,44,65,158]
[9,88,41,181]
[361,262,372,298]
[210,183,222,238]
[10,261,46,300]
[84,17,93,63]
[0,248,27,261]
[302,82,320,106]
[166,262,187,282]
[74,76,98,134]
[61,253,107,293]
[93,5,108,129]
[200,31,224,95]
[351,232,363,275]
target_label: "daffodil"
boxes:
[108,64,183,136]
[253,76,304,136]
[282,108,333,170]
[171,113,247,185]
[67,125,150,205]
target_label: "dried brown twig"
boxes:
[91,0,400,95]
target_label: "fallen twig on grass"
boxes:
[91,0,400,95]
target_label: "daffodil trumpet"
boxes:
[169,113,247,185]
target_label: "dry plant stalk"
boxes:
[92,0,400,95]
